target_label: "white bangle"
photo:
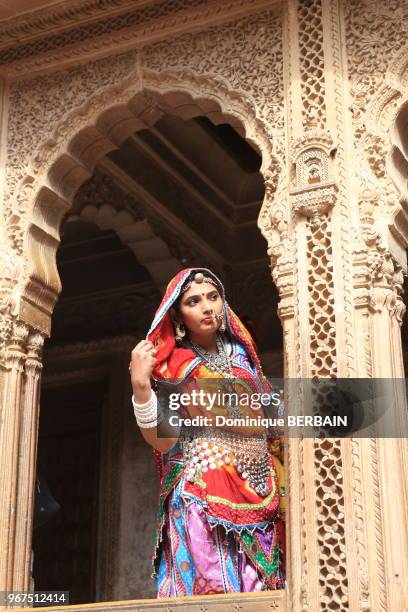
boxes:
[132,390,155,410]
[132,390,164,429]
[138,412,164,429]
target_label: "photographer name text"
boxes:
[167,414,348,428]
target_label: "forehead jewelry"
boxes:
[181,271,219,294]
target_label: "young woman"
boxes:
[129,268,285,597]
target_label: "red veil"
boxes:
[146,267,264,381]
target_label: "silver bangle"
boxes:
[138,411,164,429]
[132,390,163,429]
[132,391,155,410]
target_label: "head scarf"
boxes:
[146,267,264,381]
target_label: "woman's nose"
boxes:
[202,300,213,313]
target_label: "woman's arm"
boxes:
[132,380,179,453]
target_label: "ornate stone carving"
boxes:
[350,438,371,612]
[345,0,408,246]
[306,213,337,377]
[314,439,348,609]
[143,10,283,135]
[73,169,145,220]
[290,131,337,217]
[352,198,406,323]
[292,160,337,377]
[0,234,21,360]
[288,3,353,606]
[0,0,139,48]
[291,185,337,218]
[259,144,289,265]
[3,8,286,337]
[297,0,326,130]
[0,0,274,76]
[24,331,45,376]
[5,50,138,238]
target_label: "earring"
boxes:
[219,314,226,332]
[175,321,186,342]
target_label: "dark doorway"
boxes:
[32,377,105,605]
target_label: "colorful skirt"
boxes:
[156,478,284,597]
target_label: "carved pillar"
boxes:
[280,1,408,610]
[353,205,408,610]
[0,225,45,593]
[282,0,358,610]
[0,320,29,590]
[13,331,45,590]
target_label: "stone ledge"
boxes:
[14,590,286,612]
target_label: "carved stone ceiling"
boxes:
[106,115,266,261]
[0,0,274,75]
[0,0,154,24]
[48,114,280,355]
[0,0,62,20]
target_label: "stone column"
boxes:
[0,320,29,591]
[353,217,408,610]
[12,331,45,591]
[280,1,352,609]
[279,1,408,611]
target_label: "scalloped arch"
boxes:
[363,45,408,249]
[16,69,280,334]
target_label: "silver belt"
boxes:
[181,429,272,497]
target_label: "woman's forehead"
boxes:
[181,281,220,299]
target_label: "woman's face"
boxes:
[177,281,223,336]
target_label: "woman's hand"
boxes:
[130,340,157,401]
[130,340,178,453]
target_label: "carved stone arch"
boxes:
[364,43,408,140]
[11,70,284,336]
[388,98,408,205]
[363,46,408,253]
[386,97,408,264]
[0,67,288,605]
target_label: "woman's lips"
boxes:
[202,317,214,324]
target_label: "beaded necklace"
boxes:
[190,334,233,376]
[189,333,241,418]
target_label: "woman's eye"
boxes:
[210,293,218,300]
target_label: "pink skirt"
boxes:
[156,480,283,597]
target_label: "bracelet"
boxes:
[132,390,155,410]
[132,390,164,429]
[138,412,164,429]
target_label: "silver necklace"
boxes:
[190,334,241,417]
[190,334,233,377]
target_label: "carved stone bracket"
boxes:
[291,183,337,218]
[290,131,338,218]
[353,234,406,324]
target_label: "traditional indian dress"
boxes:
[145,268,286,597]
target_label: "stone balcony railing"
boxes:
[13,590,286,612]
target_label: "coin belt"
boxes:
[181,428,272,497]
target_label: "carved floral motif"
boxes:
[5,51,138,229]
[345,0,408,232]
